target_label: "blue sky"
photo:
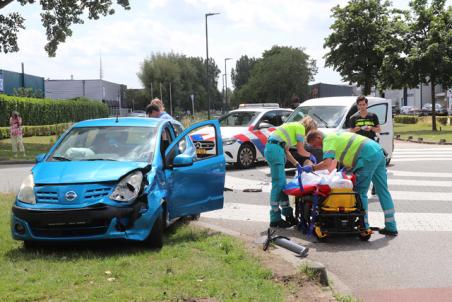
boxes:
[1,0,416,89]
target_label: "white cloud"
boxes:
[3,0,414,90]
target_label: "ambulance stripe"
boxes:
[250,128,268,145]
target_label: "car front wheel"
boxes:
[236,143,256,169]
[145,210,164,249]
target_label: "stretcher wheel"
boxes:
[314,226,328,242]
[358,230,372,241]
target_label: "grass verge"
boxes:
[395,121,452,142]
[0,136,55,161]
[1,193,288,302]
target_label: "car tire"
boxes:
[145,210,164,249]
[236,143,256,169]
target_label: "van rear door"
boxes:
[368,99,393,160]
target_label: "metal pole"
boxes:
[160,82,163,101]
[224,57,232,110]
[205,13,219,120]
[151,82,154,99]
[169,82,173,115]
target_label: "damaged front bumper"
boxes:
[11,199,160,242]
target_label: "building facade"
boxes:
[0,69,44,96]
[45,79,127,108]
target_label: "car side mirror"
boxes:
[259,122,273,129]
[35,153,46,163]
[173,154,193,167]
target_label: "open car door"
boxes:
[164,120,225,219]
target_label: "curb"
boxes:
[0,160,34,165]
[192,220,351,294]
[394,137,452,145]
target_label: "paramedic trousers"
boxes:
[354,145,397,232]
[264,143,293,223]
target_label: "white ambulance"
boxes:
[285,96,394,164]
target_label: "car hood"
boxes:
[32,161,149,184]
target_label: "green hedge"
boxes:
[394,115,419,124]
[0,94,108,127]
[0,123,72,140]
[437,116,449,126]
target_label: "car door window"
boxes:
[160,127,173,160]
[166,124,218,166]
[258,111,291,128]
[368,103,388,124]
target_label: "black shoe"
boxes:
[379,228,398,236]
[270,220,292,228]
[285,215,299,227]
[371,186,376,195]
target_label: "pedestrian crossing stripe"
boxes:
[202,203,452,232]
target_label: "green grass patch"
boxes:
[1,194,285,301]
[395,120,452,143]
[0,135,55,161]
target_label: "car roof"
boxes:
[73,117,176,128]
[228,107,293,113]
[299,96,388,107]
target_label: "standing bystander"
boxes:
[9,111,26,157]
[348,95,381,195]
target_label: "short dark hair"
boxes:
[356,95,368,105]
[145,103,160,115]
[306,130,323,143]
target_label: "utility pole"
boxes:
[224,57,232,111]
[169,82,173,115]
[205,12,220,119]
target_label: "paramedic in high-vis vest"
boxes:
[264,117,317,228]
[303,130,398,236]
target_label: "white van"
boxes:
[285,96,394,164]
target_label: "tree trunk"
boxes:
[363,79,372,96]
[431,79,437,131]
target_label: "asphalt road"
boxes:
[202,140,452,302]
[2,141,452,301]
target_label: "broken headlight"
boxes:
[110,171,143,203]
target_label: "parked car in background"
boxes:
[400,106,421,115]
[420,103,448,116]
[11,117,225,248]
[191,103,293,169]
[128,110,147,117]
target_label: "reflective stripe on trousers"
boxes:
[264,143,293,222]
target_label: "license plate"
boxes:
[196,148,207,155]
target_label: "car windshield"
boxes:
[50,126,156,162]
[219,111,259,127]
[286,106,349,128]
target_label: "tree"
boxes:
[404,0,451,131]
[0,0,130,56]
[235,46,317,107]
[324,0,392,95]
[231,55,258,90]
[137,53,221,113]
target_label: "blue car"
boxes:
[11,117,225,248]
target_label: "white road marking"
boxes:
[225,175,452,200]
[391,157,452,162]
[387,170,452,178]
[203,202,452,232]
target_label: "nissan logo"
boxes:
[65,191,77,201]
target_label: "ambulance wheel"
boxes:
[314,226,328,242]
[358,230,372,241]
[237,143,256,169]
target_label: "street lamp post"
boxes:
[224,57,232,111]
[205,12,219,119]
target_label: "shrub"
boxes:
[436,116,448,125]
[394,115,419,124]
[0,123,72,140]
[0,94,108,127]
